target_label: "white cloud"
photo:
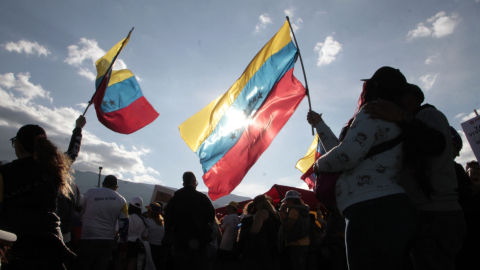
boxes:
[64,38,127,80]
[314,36,342,66]
[284,8,303,31]
[407,23,432,40]
[407,12,459,40]
[419,73,438,91]
[0,72,52,103]
[3,40,50,57]
[431,13,460,38]
[460,110,480,122]
[425,54,439,65]
[76,103,88,109]
[0,72,161,184]
[455,113,465,119]
[254,13,272,33]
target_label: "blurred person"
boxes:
[75,175,129,270]
[364,83,466,270]
[145,202,165,270]
[0,230,16,268]
[236,201,254,262]
[116,197,148,270]
[218,201,240,262]
[163,172,215,270]
[449,127,480,270]
[244,194,281,270]
[466,160,480,185]
[0,122,83,269]
[279,190,310,270]
[309,67,418,270]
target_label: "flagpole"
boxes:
[286,17,314,136]
[82,27,135,116]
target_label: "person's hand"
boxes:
[75,115,86,128]
[307,110,323,126]
[363,99,404,123]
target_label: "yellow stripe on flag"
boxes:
[108,70,135,87]
[179,21,292,152]
[295,134,318,174]
[95,37,130,79]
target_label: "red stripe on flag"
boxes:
[203,68,306,200]
[96,96,159,134]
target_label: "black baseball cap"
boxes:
[361,66,407,94]
[11,124,47,152]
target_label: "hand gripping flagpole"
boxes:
[286,17,314,136]
[82,27,135,116]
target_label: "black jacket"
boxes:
[164,185,215,248]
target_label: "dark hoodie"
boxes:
[285,204,310,244]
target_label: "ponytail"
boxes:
[33,137,73,196]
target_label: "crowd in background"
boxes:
[0,66,479,270]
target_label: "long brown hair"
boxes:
[147,210,164,226]
[34,137,73,196]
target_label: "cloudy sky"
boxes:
[1,0,479,200]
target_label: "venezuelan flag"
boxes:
[93,36,159,134]
[295,134,325,189]
[179,21,306,200]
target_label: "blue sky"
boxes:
[1,0,479,200]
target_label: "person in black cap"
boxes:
[0,115,86,269]
[307,66,418,270]
[364,83,466,269]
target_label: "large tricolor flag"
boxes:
[93,33,159,134]
[179,21,306,200]
[295,134,326,189]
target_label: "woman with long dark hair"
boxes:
[0,124,76,269]
[307,67,418,270]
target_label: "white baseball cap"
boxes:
[129,196,143,208]
[281,190,301,202]
[0,229,16,242]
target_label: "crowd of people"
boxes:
[0,66,478,270]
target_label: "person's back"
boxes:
[81,187,128,240]
[164,171,215,270]
[75,175,129,270]
[400,106,462,211]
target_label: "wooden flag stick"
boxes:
[286,16,314,136]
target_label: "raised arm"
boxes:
[313,109,383,173]
[307,111,339,151]
[65,115,86,162]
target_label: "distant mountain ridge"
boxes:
[73,170,251,208]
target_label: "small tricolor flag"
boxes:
[179,21,306,200]
[295,134,326,189]
[93,33,159,134]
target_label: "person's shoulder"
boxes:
[416,104,446,120]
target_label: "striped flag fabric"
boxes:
[295,134,325,189]
[93,36,159,134]
[179,21,306,200]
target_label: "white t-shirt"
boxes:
[126,213,148,242]
[145,218,165,245]
[81,187,128,240]
[219,214,240,251]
